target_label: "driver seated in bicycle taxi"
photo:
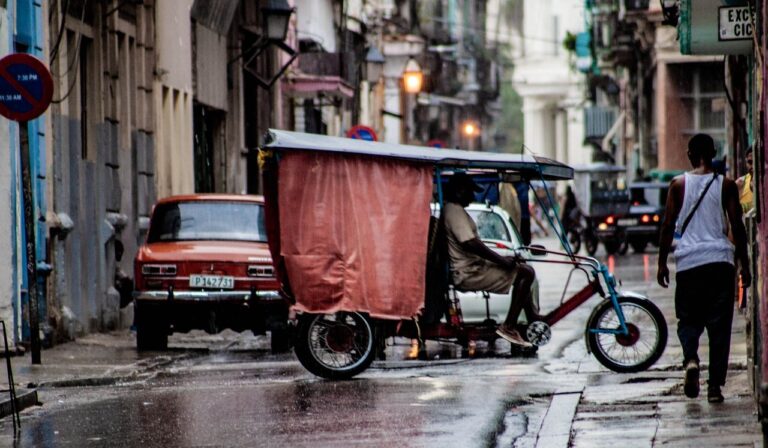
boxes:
[442,172,541,347]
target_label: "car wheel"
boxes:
[270,325,293,354]
[585,234,599,256]
[604,240,620,255]
[136,308,169,351]
[631,241,647,253]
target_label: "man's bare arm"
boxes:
[460,238,517,268]
[658,178,683,266]
[657,177,683,287]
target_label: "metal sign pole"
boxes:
[0,53,54,365]
[19,122,41,365]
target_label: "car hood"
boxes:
[136,241,273,263]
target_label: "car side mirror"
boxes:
[528,244,547,256]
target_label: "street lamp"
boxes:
[402,58,423,94]
[236,0,298,89]
[365,46,385,84]
[262,0,294,41]
[462,121,479,138]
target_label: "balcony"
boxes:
[585,106,617,140]
[285,52,357,99]
[297,52,357,85]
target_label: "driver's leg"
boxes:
[503,264,536,328]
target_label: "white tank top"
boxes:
[674,172,734,272]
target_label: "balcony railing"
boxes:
[585,106,617,140]
[297,52,357,85]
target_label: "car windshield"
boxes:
[147,201,267,243]
[630,186,667,207]
[468,210,513,243]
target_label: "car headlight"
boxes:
[141,264,177,276]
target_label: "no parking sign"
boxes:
[346,125,378,142]
[0,53,53,122]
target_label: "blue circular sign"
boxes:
[0,53,53,122]
[346,125,378,142]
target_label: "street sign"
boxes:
[346,125,378,142]
[426,139,447,148]
[680,0,753,55]
[0,53,54,122]
[718,6,754,41]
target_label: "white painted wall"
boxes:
[295,0,337,52]
[0,9,15,330]
[155,0,193,92]
[512,0,590,166]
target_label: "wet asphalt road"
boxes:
[0,241,760,447]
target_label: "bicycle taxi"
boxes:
[260,130,667,379]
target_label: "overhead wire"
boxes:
[49,0,71,65]
[52,0,89,104]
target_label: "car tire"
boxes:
[270,325,293,354]
[136,305,169,351]
[604,240,620,255]
[585,235,599,256]
[631,241,647,253]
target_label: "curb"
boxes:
[0,389,38,420]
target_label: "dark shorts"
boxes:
[674,262,735,310]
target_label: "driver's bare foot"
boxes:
[496,325,533,347]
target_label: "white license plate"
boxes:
[617,218,638,226]
[189,274,235,289]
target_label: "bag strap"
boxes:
[680,173,718,236]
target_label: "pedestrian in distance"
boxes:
[657,133,751,404]
[736,146,754,214]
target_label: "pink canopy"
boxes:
[277,150,433,319]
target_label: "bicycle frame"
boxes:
[520,247,630,336]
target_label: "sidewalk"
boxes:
[0,331,193,419]
[570,307,764,447]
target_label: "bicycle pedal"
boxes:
[525,321,551,347]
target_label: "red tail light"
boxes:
[605,216,615,225]
[641,215,650,223]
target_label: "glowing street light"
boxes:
[462,121,479,137]
[402,58,423,93]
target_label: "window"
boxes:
[147,202,267,243]
[678,63,728,155]
[469,210,512,242]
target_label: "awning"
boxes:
[283,75,354,99]
[264,129,575,180]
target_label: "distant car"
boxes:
[133,194,289,352]
[623,182,668,253]
[433,203,540,324]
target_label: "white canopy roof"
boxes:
[264,129,574,180]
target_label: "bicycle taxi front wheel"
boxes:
[586,296,668,373]
[294,312,377,380]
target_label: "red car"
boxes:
[133,194,289,351]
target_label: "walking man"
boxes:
[657,134,751,403]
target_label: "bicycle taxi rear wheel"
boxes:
[294,312,376,379]
[586,296,667,373]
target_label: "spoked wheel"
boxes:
[294,312,376,380]
[586,296,667,373]
[567,229,581,254]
